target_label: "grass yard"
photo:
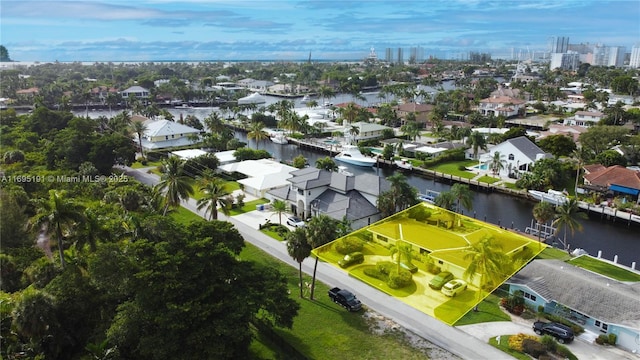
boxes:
[427,160,477,179]
[454,293,511,326]
[503,182,521,190]
[240,243,436,360]
[170,206,203,225]
[568,256,640,282]
[229,198,270,215]
[130,160,162,169]
[191,180,241,200]
[536,247,572,261]
[476,175,500,184]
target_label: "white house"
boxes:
[564,111,604,127]
[139,119,201,150]
[477,95,526,118]
[266,167,389,229]
[349,121,391,142]
[121,86,150,101]
[219,159,296,198]
[478,136,551,177]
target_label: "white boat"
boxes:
[334,145,377,167]
[418,189,440,204]
[301,95,313,104]
[528,189,569,206]
[337,165,354,177]
[394,158,413,170]
[270,132,288,145]
[237,92,266,105]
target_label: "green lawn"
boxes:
[240,244,436,359]
[536,247,572,261]
[568,256,640,282]
[229,198,270,215]
[191,180,241,200]
[130,160,162,169]
[503,182,521,190]
[476,175,500,184]
[169,206,202,225]
[427,160,477,179]
[454,294,511,326]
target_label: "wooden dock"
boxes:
[288,138,341,155]
[579,201,640,226]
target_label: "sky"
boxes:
[1,0,639,62]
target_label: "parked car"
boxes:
[533,321,575,343]
[338,252,364,268]
[429,271,454,290]
[328,287,362,312]
[286,216,305,227]
[400,261,418,273]
[441,279,467,297]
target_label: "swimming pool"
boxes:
[471,163,489,170]
[323,139,341,145]
[368,148,383,155]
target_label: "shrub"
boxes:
[334,236,365,255]
[458,165,467,171]
[608,333,617,345]
[522,338,546,358]
[376,261,395,275]
[387,269,412,289]
[556,344,578,360]
[540,335,557,353]
[596,334,608,345]
[542,313,584,334]
[363,267,386,280]
[508,333,539,352]
[424,260,441,275]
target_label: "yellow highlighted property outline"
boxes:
[314,202,546,325]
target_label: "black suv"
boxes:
[533,321,575,343]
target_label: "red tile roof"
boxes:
[583,165,640,189]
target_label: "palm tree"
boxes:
[247,121,268,149]
[450,183,473,214]
[377,173,419,217]
[552,198,587,250]
[434,191,457,228]
[286,228,312,298]
[315,156,338,172]
[400,120,421,141]
[532,201,555,248]
[348,125,360,145]
[463,236,509,311]
[306,214,339,300]
[488,151,507,176]
[30,190,85,268]
[155,156,194,215]
[196,177,231,220]
[130,120,148,161]
[466,131,487,159]
[390,239,413,273]
[271,199,288,225]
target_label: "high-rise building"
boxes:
[593,45,626,67]
[630,45,640,68]
[550,36,569,53]
[550,52,580,70]
[397,48,404,65]
[385,48,394,63]
[409,46,424,63]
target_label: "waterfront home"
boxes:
[349,121,391,142]
[393,102,434,127]
[138,119,201,150]
[564,110,604,127]
[266,167,388,229]
[506,259,640,354]
[219,159,296,198]
[583,165,640,202]
[477,136,551,177]
[236,78,274,93]
[120,86,150,101]
[477,95,526,118]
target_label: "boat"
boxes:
[270,132,288,145]
[394,158,413,170]
[418,189,440,204]
[528,189,569,206]
[301,95,313,104]
[337,165,354,177]
[334,145,377,167]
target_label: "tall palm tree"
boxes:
[400,120,421,141]
[377,173,419,217]
[270,199,288,225]
[247,121,268,149]
[532,201,555,248]
[155,156,194,215]
[390,239,414,273]
[552,198,587,250]
[315,156,338,172]
[30,190,85,268]
[463,236,509,311]
[130,120,148,161]
[306,214,339,300]
[488,151,507,176]
[286,228,312,298]
[467,131,487,159]
[348,125,360,145]
[196,177,231,220]
[434,191,457,229]
[450,183,473,214]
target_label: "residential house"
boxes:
[121,86,150,102]
[583,165,640,201]
[237,78,274,93]
[393,102,434,127]
[219,159,296,198]
[267,83,310,94]
[91,86,118,103]
[15,87,39,104]
[538,124,586,143]
[138,119,201,150]
[477,95,526,118]
[478,136,551,177]
[507,259,640,354]
[564,111,604,127]
[350,121,391,142]
[266,167,389,229]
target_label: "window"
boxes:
[523,292,537,301]
[508,154,515,160]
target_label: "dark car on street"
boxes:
[533,321,575,343]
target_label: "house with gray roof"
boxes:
[477,136,551,178]
[266,167,389,229]
[139,119,201,150]
[507,259,640,353]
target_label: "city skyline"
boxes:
[1,0,639,62]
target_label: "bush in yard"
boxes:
[376,261,395,275]
[608,333,617,345]
[540,335,557,353]
[556,344,578,360]
[387,269,412,289]
[522,338,546,358]
[363,267,386,280]
[334,236,365,255]
[542,313,584,334]
[508,333,539,352]
[596,334,608,345]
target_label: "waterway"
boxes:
[78,87,639,267]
